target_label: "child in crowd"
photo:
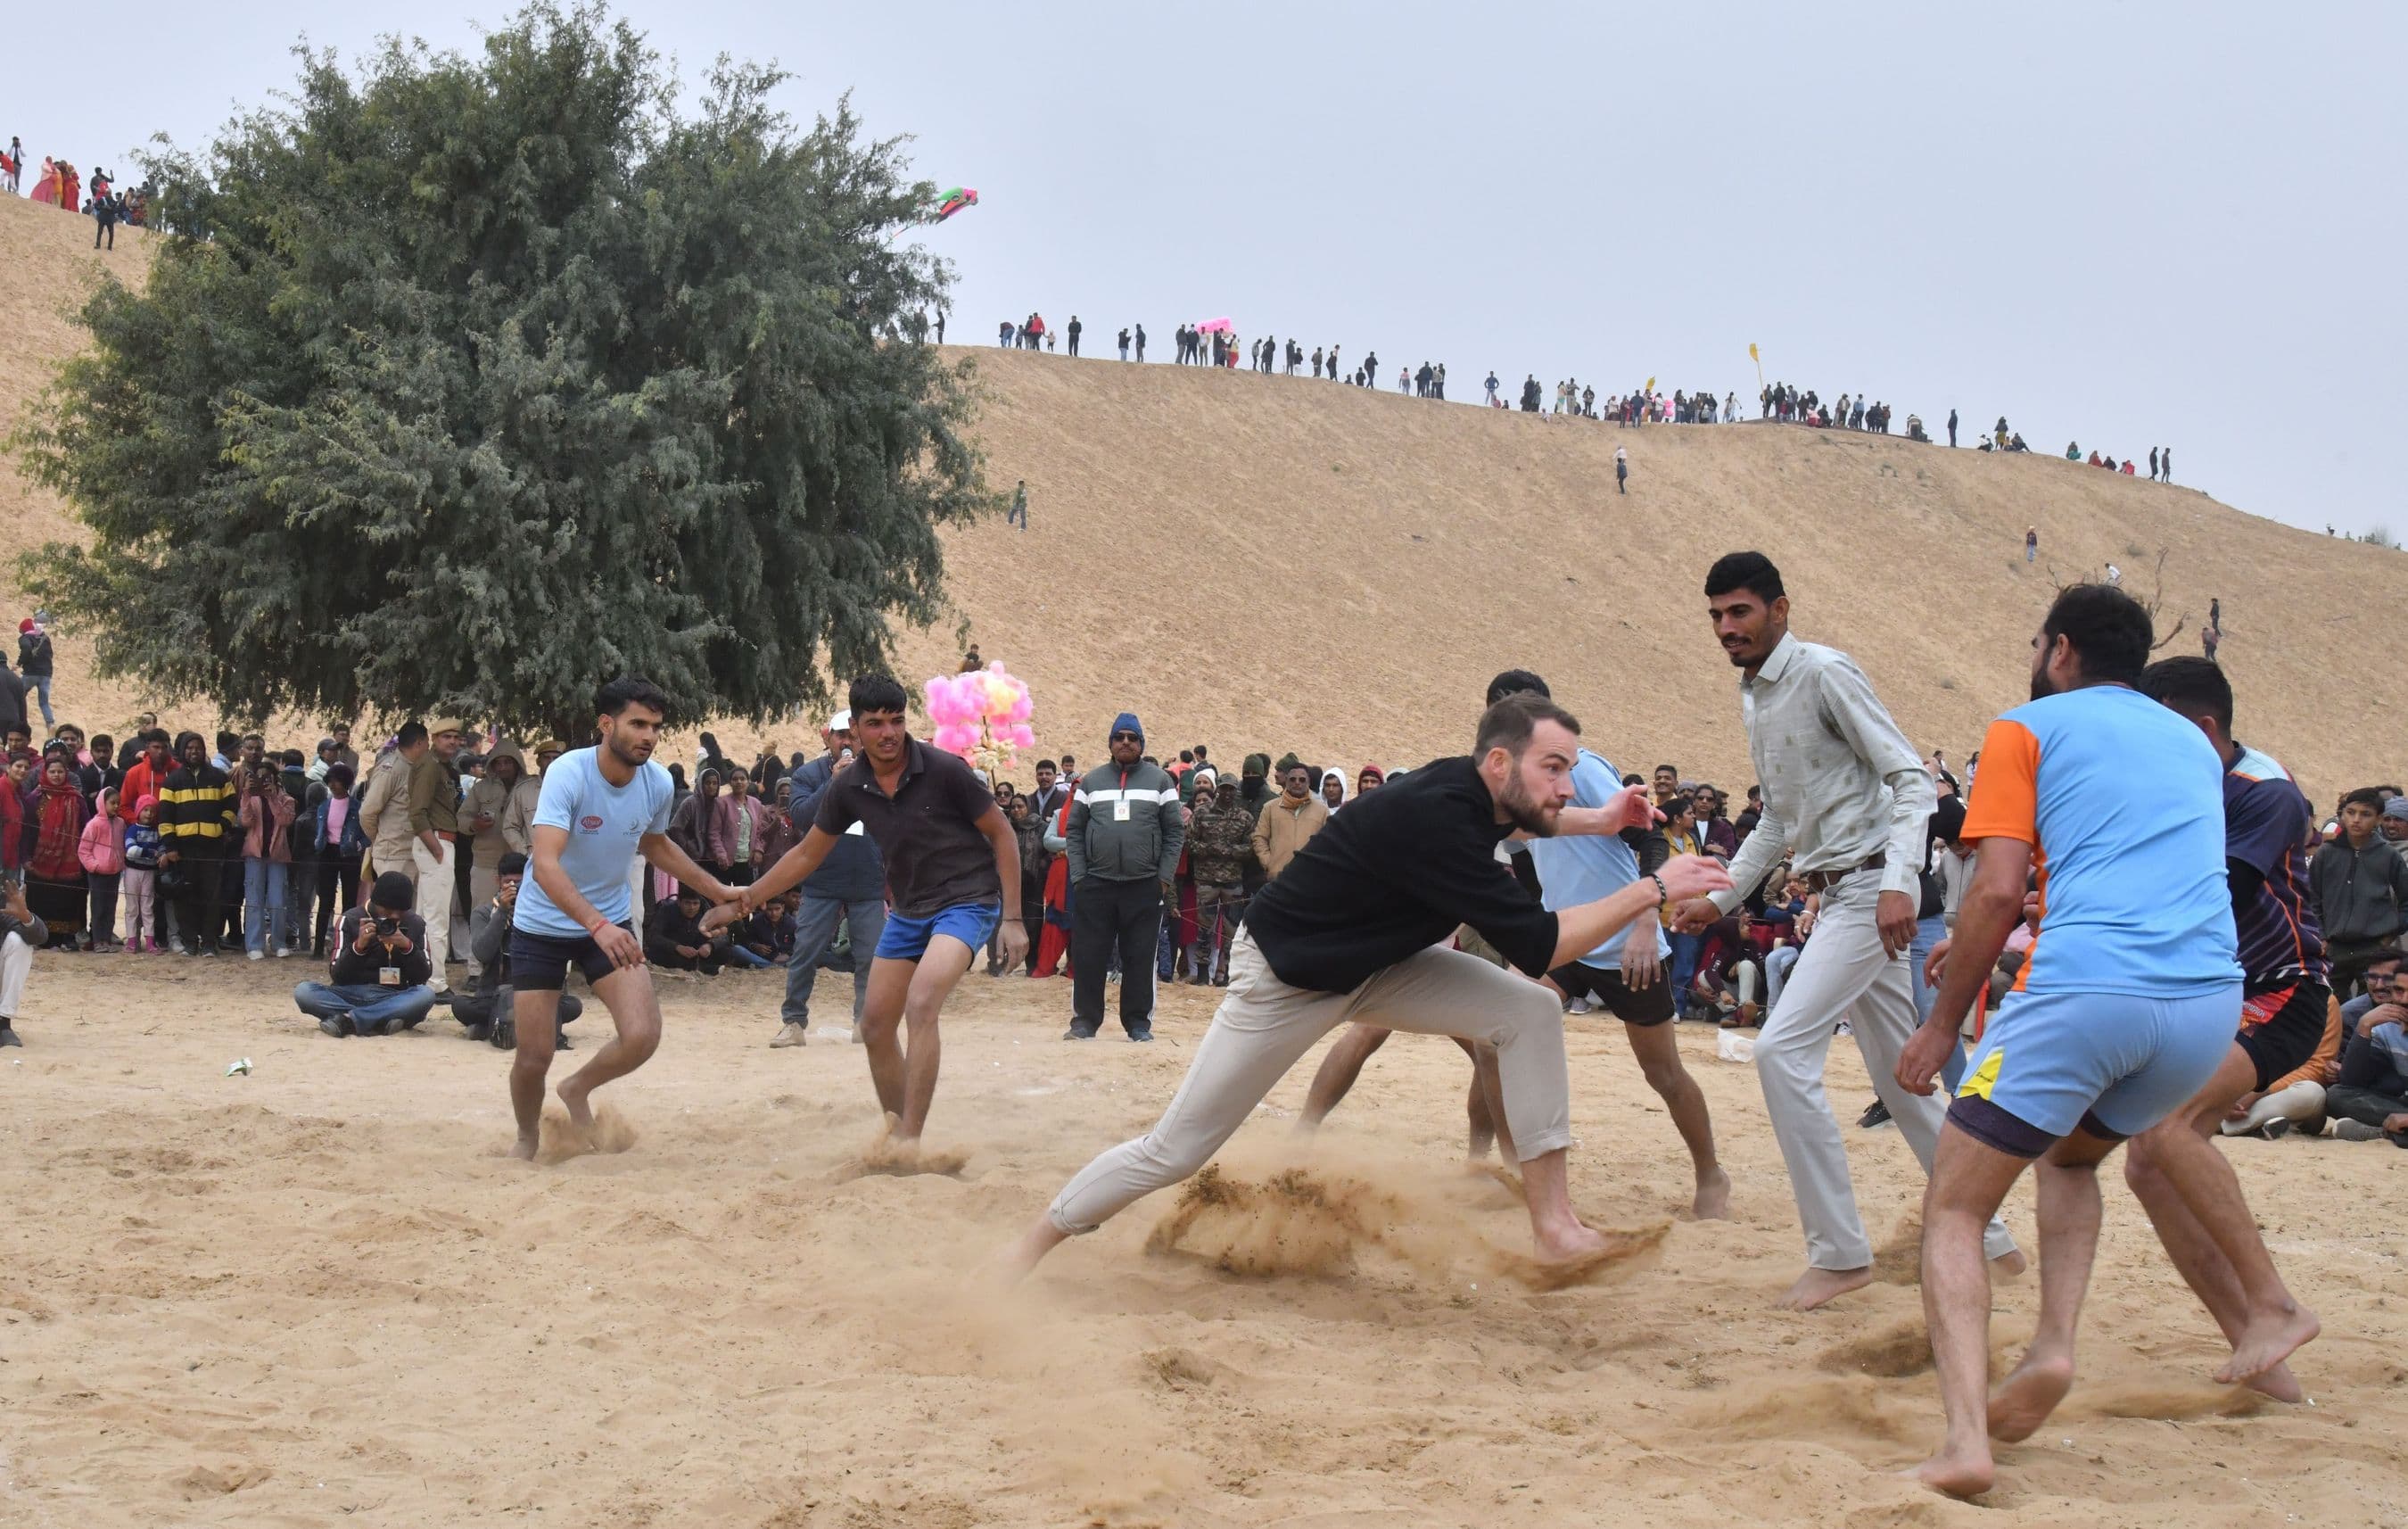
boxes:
[78,786,125,949]
[122,795,163,952]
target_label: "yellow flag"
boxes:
[1748,343,1760,362]
[1645,376,1655,394]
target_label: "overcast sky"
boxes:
[12,3,2400,534]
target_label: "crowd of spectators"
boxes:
[0,639,2399,1150]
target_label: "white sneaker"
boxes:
[768,1021,809,1048]
[1566,995,1596,1015]
[274,946,298,959]
[247,949,266,963]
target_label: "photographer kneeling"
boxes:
[454,851,581,1049]
[293,871,441,1037]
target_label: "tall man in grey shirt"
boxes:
[1671,553,2022,1310]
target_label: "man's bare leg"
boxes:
[1985,1128,2118,1444]
[2123,1046,2318,1391]
[893,935,977,1144]
[856,956,918,1124]
[507,988,566,1160]
[1905,1123,2037,1497]
[554,966,662,1130]
[1297,1023,1390,1128]
[1624,1019,1731,1219]
[1465,1037,1519,1162]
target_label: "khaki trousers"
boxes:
[1048,928,1571,1234]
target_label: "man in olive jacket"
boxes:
[1066,712,1185,1041]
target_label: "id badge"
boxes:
[379,966,401,988]
[1113,799,1131,822]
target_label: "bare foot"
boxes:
[2247,1360,2305,1404]
[510,1135,539,1162]
[1531,1218,1612,1267]
[556,1078,596,1133]
[980,1219,1070,1292]
[2214,1302,2320,1386]
[1778,1265,1874,1310]
[1992,1247,2029,1278]
[1900,1447,1994,1499]
[1986,1352,2074,1442]
[1690,1167,1733,1221]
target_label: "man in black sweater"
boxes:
[293,872,440,1036]
[995,694,1731,1284]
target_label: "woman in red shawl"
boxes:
[25,755,89,944]
[0,754,29,881]
[1033,792,1074,979]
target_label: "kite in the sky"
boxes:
[931,186,978,223]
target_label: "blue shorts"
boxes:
[1949,984,2239,1156]
[874,901,1002,963]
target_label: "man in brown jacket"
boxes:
[1252,760,1331,880]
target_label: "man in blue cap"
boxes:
[1064,712,1185,1041]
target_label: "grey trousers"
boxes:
[1048,929,1571,1234]
[1755,872,2017,1269]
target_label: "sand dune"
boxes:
[4,193,2394,803]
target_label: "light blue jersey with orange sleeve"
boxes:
[1960,685,2239,999]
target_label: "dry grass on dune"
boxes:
[1,194,2392,803]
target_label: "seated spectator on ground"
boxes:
[2222,988,2345,1138]
[0,879,46,1046]
[454,850,581,1049]
[644,888,724,973]
[294,872,439,1037]
[2324,949,2408,1143]
[727,892,788,968]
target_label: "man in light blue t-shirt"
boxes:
[506,677,738,1161]
[1519,692,1731,1221]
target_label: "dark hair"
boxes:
[2342,787,2388,814]
[596,675,671,720]
[143,727,170,747]
[1485,668,1551,704]
[498,851,528,877]
[2040,584,2153,687]
[1703,550,1785,602]
[1192,745,1208,759]
[282,748,304,767]
[1178,749,1193,764]
[848,673,910,717]
[1620,772,1645,788]
[327,764,356,789]
[396,721,429,748]
[667,764,688,789]
[370,871,416,912]
[89,732,111,755]
[215,730,241,753]
[1474,692,1581,758]
[1654,763,1678,777]
[1036,757,1058,772]
[2137,656,2233,731]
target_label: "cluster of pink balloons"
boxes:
[925,661,1036,773]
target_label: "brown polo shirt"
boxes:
[812,738,1001,917]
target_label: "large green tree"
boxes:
[16,2,985,738]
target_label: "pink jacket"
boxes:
[78,811,125,875]
[706,793,771,866]
[238,790,295,863]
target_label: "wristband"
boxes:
[587,915,613,936]
[1650,873,1669,907]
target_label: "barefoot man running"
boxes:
[508,678,736,1161]
[2124,655,2322,1397]
[1668,552,2020,1307]
[708,674,1026,1159]
[994,693,1732,1285]
[1301,668,1733,1219]
[1896,585,2249,1497]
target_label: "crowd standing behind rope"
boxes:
[0,640,2400,1160]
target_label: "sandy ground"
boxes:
[3,953,2403,1528]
